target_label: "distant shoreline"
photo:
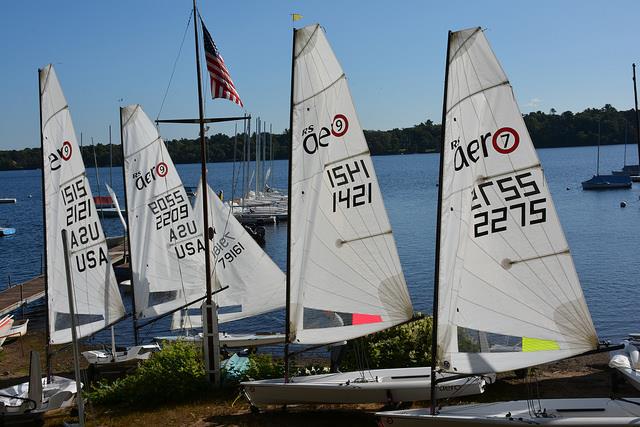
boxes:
[1,104,637,171]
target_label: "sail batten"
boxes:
[289,24,413,345]
[40,64,126,344]
[436,28,597,374]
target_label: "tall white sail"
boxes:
[192,181,285,324]
[121,104,208,319]
[436,28,598,374]
[289,25,413,345]
[39,64,126,344]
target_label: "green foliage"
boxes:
[240,353,284,381]
[340,315,432,370]
[86,341,208,407]
[4,105,636,171]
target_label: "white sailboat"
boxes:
[241,24,491,407]
[166,181,286,347]
[377,28,640,426]
[1,64,128,416]
[121,104,209,322]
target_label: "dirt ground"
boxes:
[2,330,639,426]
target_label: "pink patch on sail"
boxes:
[352,313,383,325]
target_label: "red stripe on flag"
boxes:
[352,313,383,325]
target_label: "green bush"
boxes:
[340,315,432,370]
[86,341,208,407]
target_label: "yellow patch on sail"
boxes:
[522,337,560,352]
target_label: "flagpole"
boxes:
[192,0,219,386]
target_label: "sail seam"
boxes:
[324,150,370,168]
[294,24,321,60]
[448,27,482,64]
[507,249,570,265]
[124,136,163,159]
[294,74,345,106]
[42,105,70,131]
[446,81,509,115]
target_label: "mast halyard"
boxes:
[430,30,452,416]
[284,26,296,383]
[633,63,640,168]
[192,0,219,385]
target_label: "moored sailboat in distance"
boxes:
[241,24,492,408]
[378,27,639,426]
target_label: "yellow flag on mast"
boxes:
[291,13,303,22]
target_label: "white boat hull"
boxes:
[154,332,285,348]
[0,376,77,414]
[82,344,160,365]
[376,398,640,426]
[241,367,494,406]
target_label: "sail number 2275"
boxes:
[471,172,546,238]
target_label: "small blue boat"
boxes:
[581,174,632,190]
[0,227,16,236]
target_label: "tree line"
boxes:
[1,104,637,171]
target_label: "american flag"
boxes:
[201,19,243,107]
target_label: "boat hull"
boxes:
[241,367,493,406]
[376,398,640,426]
[153,332,286,348]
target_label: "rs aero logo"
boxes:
[49,141,73,171]
[301,114,349,154]
[133,161,169,190]
[451,127,520,171]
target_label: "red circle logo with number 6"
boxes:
[492,127,519,154]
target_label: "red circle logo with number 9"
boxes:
[492,127,520,154]
[156,161,169,177]
[331,114,349,137]
[61,141,73,161]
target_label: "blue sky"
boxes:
[1,0,639,150]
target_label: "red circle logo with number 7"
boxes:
[492,127,519,154]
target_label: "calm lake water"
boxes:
[0,144,638,347]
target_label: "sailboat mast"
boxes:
[38,68,52,382]
[119,107,140,346]
[430,30,452,416]
[284,27,296,383]
[109,125,113,187]
[192,0,218,385]
[633,63,640,168]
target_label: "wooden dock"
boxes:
[0,241,127,317]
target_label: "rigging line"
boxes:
[157,10,193,122]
